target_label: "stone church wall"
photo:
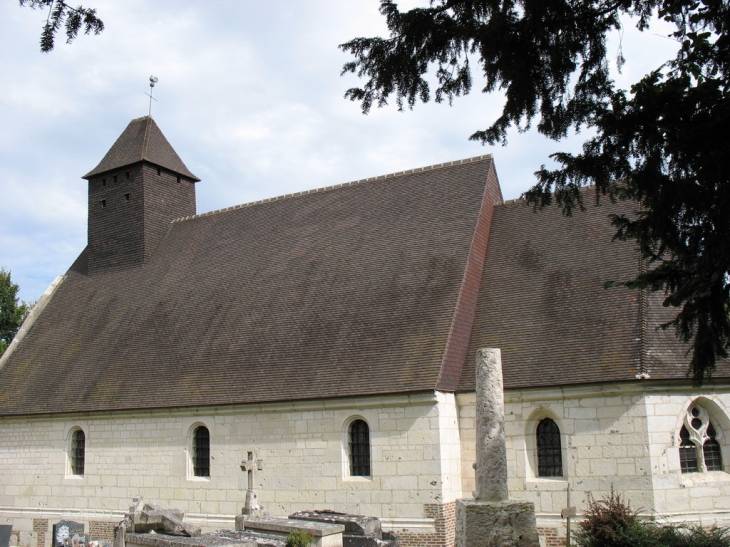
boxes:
[4,383,730,547]
[457,382,730,543]
[0,392,463,547]
[644,391,730,520]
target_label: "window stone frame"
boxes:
[185,420,213,481]
[343,416,372,480]
[66,426,86,478]
[678,402,725,474]
[524,409,567,481]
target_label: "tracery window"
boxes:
[349,419,371,477]
[679,405,724,473]
[70,428,85,476]
[536,418,563,477]
[193,425,210,477]
[679,425,698,473]
[704,423,723,471]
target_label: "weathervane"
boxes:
[145,76,159,116]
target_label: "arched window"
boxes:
[704,423,723,471]
[679,425,699,473]
[192,426,210,477]
[679,405,724,473]
[70,429,85,476]
[536,418,562,477]
[349,419,370,477]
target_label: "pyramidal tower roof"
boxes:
[83,116,200,181]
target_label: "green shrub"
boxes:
[574,488,730,547]
[651,523,730,547]
[574,488,641,547]
[285,530,314,547]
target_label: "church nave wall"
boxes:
[643,390,730,521]
[0,391,463,547]
[457,382,730,544]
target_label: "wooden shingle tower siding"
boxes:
[82,116,200,275]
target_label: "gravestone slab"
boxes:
[243,516,344,547]
[289,511,380,537]
[125,531,263,547]
[0,525,12,547]
[127,498,200,537]
[289,511,398,547]
[53,521,85,547]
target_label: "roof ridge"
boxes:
[500,197,526,206]
[173,154,493,224]
[498,183,603,207]
[141,116,152,162]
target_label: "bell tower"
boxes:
[82,116,200,275]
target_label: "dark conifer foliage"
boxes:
[19,0,104,52]
[341,0,730,384]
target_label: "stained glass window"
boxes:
[193,426,210,477]
[349,420,370,477]
[536,418,562,477]
[704,423,723,472]
[679,425,699,473]
[71,429,85,476]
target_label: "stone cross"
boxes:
[240,450,264,515]
[474,347,509,501]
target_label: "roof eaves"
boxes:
[0,275,66,373]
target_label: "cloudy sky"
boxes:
[0,1,678,303]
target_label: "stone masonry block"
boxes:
[456,499,539,547]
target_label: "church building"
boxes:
[1,117,729,547]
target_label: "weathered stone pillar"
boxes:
[456,348,539,547]
[474,348,508,502]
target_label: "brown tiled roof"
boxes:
[83,116,200,181]
[0,157,499,416]
[2,126,724,417]
[641,284,730,381]
[458,193,730,392]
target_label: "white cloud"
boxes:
[0,0,676,302]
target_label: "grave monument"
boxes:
[456,348,539,547]
[52,521,85,547]
[0,525,12,547]
[235,451,266,530]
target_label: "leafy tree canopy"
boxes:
[19,0,104,53]
[341,0,730,384]
[0,269,33,356]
